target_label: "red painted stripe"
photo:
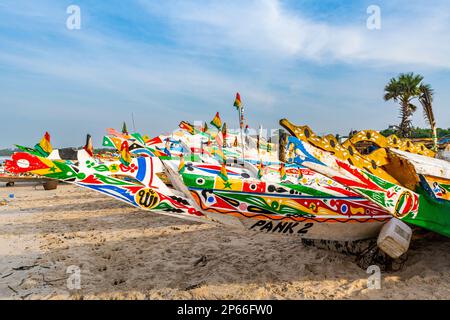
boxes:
[148,157,153,187]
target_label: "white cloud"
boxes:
[1,0,450,147]
[139,0,450,68]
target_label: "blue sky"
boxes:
[1,0,450,148]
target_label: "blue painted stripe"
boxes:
[288,137,324,166]
[136,157,147,182]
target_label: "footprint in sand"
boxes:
[102,253,112,260]
[112,278,126,286]
[98,266,107,272]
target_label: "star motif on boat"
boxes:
[223,181,233,189]
[49,166,57,173]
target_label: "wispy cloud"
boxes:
[0,0,449,147]
[139,0,450,68]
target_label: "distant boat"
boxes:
[0,156,57,189]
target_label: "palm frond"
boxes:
[383,78,401,102]
[419,84,435,127]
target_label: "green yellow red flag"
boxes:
[210,112,222,130]
[34,132,53,157]
[233,92,242,110]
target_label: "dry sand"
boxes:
[0,183,450,300]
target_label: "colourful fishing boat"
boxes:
[5,127,392,242]
[279,119,450,238]
[386,149,450,237]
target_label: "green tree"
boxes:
[383,73,424,138]
[122,122,128,135]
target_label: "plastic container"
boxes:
[377,218,412,259]
[43,180,58,190]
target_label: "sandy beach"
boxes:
[1,183,450,300]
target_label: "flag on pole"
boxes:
[233,92,242,110]
[203,122,209,133]
[178,154,186,173]
[34,132,53,157]
[218,162,228,181]
[210,112,222,130]
[179,121,196,135]
[233,93,245,128]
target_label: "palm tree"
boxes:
[384,73,424,137]
[419,84,437,150]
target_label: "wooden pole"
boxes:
[239,106,245,166]
[131,112,136,132]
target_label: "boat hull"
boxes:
[205,210,388,241]
[403,187,450,238]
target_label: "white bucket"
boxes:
[377,218,412,259]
